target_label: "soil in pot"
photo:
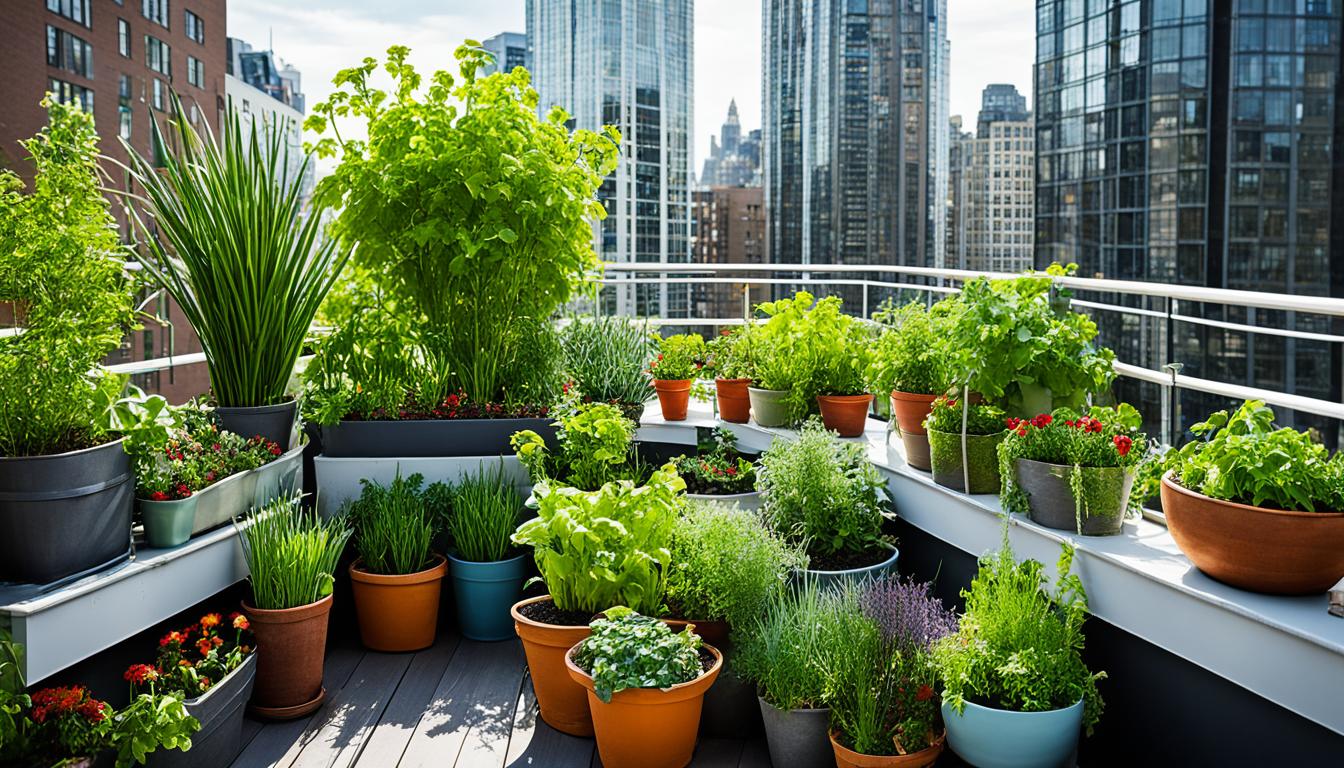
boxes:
[654,379,694,421]
[758,697,832,768]
[448,551,528,642]
[512,595,594,736]
[817,394,873,438]
[1016,459,1134,536]
[927,429,1006,494]
[715,378,751,423]
[797,544,900,589]
[139,496,199,549]
[349,555,448,652]
[830,729,945,768]
[244,593,332,719]
[747,387,791,428]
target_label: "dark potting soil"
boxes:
[518,598,594,628]
[806,545,892,572]
[698,647,717,674]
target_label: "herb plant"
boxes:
[866,300,956,396]
[451,462,522,562]
[237,496,353,610]
[649,333,708,381]
[345,471,444,575]
[511,464,684,615]
[511,402,643,491]
[733,582,858,711]
[561,314,656,408]
[923,396,1007,435]
[572,608,704,703]
[749,292,871,420]
[671,428,757,495]
[705,326,756,381]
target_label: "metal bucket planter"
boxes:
[0,438,133,585]
[216,399,298,451]
[747,387,791,428]
[447,552,529,642]
[795,543,899,589]
[942,698,1083,768]
[758,697,833,768]
[145,653,256,768]
[927,429,1006,494]
[685,489,762,512]
[252,443,305,509]
[1016,459,1134,536]
[192,471,256,536]
[319,418,557,459]
[139,496,199,549]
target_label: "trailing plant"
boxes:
[511,402,645,491]
[923,396,1006,436]
[308,43,618,404]
[561,314,656,408]
[236,496,353,610]
[649,333,708,381]
[122,95,345,409]
[671,427,757,495]
[572,607,704,703]
[511,464,684,615]
[704,326,756,381]
[345,471,444,576]
[0,97,135,457]
[664,500,805,627]
[866,299,956,396]
[933,539,1105,733]
[127,611,254,701]
[451,462,523,562]
[757,420,891,559]
[733,581,858,711]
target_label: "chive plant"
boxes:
[346,472,441,575]
[237,496,351,610]
[451,463,522,563]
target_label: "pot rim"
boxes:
[757,695,830,715]
[136,494,200,506]
[563,642,723,702]
[1017,457,1134,475]
[925,427,1008,439]
[889,389,941,403]
[242,592,333,623]
[715,377,752,385]
[214,397,297,413]
[510,594,591,631]
[817,393,873,403]
[350,553,449,584]
[747,386,789,395]
[685,489,762,500]
[179,651,256,706]
[446,550,529,567]
[0,435,127,463]
[945,696,1084,718]
[828,728,946,763]
[801,542,899,576]
[1162,472,1344,519]
[652,378,694,387]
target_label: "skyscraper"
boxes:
[1034,0,1344,434]
[226,38,312,211]
[959,84,1035,274]
[947,116,973,269]
[526,0,694,319]
[700,99,760,187]
[482,32,528,75]
[762,0,950,312]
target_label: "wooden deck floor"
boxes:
[228,634,769,768]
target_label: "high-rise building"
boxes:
[227,38,303,112]
[700,99,760,187]
[762,0,950,312]
[958,85,1035,274]
[691,186,767,320]
[225,39,312,211]
[526,0,694,319]
[977,82,1030,129]
[947,116,973,270]
[1034,0,1344,435]
[482,31,528,75]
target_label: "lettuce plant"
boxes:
[866,299,956,396]
[572,608,703,703]
[750,292,872,421]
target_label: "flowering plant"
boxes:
[649,333,708,381]
[130,402,283,501]
[704,326,756,381]
[923,396,1006,436]
[671,428,756,495]
[126,611,255,701]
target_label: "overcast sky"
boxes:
[229,1,1034,172]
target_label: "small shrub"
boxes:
[511,402,644,491]
[733,582,858,711]
[649,333,707,380]
[671,427,757,495]
[866,300,956,396]
[561,314,656,407]
[572,608,703,703]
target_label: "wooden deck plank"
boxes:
[736,738,771,768]
[288,650,414,768]
[351,635,461,766]
[503,675,595,768]
[689,738,745,767]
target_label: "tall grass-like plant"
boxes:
[237,496,351,610]
[561,315,656,407]
[345,472,444,575]
[119,96,346,408]
[733,582,858,711]
[452,463,522,562]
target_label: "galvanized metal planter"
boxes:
[1015,458,1134,536]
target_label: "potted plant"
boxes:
[447,462,528,641]
[561,314,657,421]
[0,98,137,585]
[509,465,684,736]
[758,420,897,583]
[998,405,1148,536]
[746,292,820,427]
[123,97,346,450]
[810,303,876,438]
[866,300,956,470]
[925,396,1009,494]
[511,402,648,491]
[1153,400,1344,594]
[673,427,761,510]
[934,542,1104,768]
[131,612,256,768]
[706,327,755,423]
[236,497,351,719]
[343,472,449,652]
[824,577,956,768]
[649,333,708,421]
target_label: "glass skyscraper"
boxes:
[1035,0,1344,436]
[526,0,694,319]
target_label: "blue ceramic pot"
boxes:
[942,698,1083,768]
[139,496,199,549]
[447,552,529,641]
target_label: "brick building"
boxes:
[691,186,767,321]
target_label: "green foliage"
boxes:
[650,333,707,381]
[561,315,656,406]
[934,541,1105,734]
[345,471,444,575]
[104,388,182,463]
[511,402,642,491]
[665,500,805,627]
[451,462,523,562]
[1154,400,1344,512]
[309,44,618,404]
[733,582,858,710]
[758,420,891,558]
[671,427,757,495]
[123,95,345,409]
[923,395,1007,435]
[866,300,956,396]
[749,292,873,421]
[108,692,198,767]
[704,326,756,380]
[237,496,353,609]
[0,97,134,456]
[511,464,685,615]
[572,608,704,703]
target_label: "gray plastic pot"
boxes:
[146,653,257,768]
[319,418,557,458]
[192,470,256,536]
[758,697,832,768]
[0,438,133,585]
[216,400,298,451]
[747,387,791,428]
[795,543,900,589]
[1016,458,1134,536]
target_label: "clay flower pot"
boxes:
[565,643,722,768]
[830,729,946,768]
[715,378,752,423]
[653,379,693,421]
[244,593,332,719]
[349,554,448,652]
[817,394,873,438]
[1160,473,1344,594]
[889,391,939,471]
[512,595,594,736]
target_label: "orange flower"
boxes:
[232,614,250,631]
[199,613,222,629]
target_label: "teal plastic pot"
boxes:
[942,698,1083,768]
[447,551,529,641]
[139,496,199,549]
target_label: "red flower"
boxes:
[1005,417,1021,430]
[230,612,250,631]
[1113,434,1133,456]
[124,664,159,685]
[269,443,282,456]
[159,630,185,647]
[77,699,107,723]
[200,613,222,629]
[1015,426,1028,436]
[915,684,935,702]
[149,491,169,502]
[197,638,215,656]
[445,394,460,408]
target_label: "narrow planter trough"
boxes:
[747,387,791,428]
[796,543,899,589]
[145,653,256,768]
[139,495,199,549]
[350,555,448,652]
[447,551,528,642]
[942,698,1083,768]
[927,428,1006,494]
[1016,459,1134,536]
[191,471,256,537]
[758,697,833,768]
[251,442,305,509]
[216,399,298,451]
[319,418,557,458]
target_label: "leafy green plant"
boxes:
[665,500,805,627]
[572,607,704,703]
[866,300,956,396]
[733,581,858,711]
[561,314,656,407]
[129,611,253,702]
[308,43,618,404]
[236,496,352,610]
[511,402,643,491]
[749,292,871,420]
[923,396,1007,435]
[649,333,708,381]
[451,462,522,562]
[122,95,345,409]
[671,427,756,495]
[757,420,891,559]
[511,464,684,615]
[704,326,756,380]
[345,471,444,575]
[934,540,1105,734]
[0,97,135,457]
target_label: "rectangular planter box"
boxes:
[252,443,305,508]
[313,455,531,519]
[318,418,556,458]
[189,444,305,535]
[145,653,256,768]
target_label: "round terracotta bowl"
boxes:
[1160,473,1344,594]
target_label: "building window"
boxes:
[142,0,170,29]
[48,78,93,112]
[184,10,204,44]
[152,78,165,111]
[119,74,133,138]
[187,55,204,88]
[46,26,93,79]
[119,19,131,58]
[145,36,171,77]
[46,0,91,28]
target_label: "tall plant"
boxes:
[121,97,346,408]
[561,315,656,407]
[309,43,619,403]
[345,472,443,575]
[451,462,523,562]
[237,496,352,610]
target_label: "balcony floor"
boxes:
[228,632,769,768]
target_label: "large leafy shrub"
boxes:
[0,98,134,456]
[572,608,704,703]
[309,43,618,404]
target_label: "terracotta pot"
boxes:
[243,594,332,719]
[715,378,752,423]
[660,618,730,648]
[890,391,938,470]
[512,595,594,736]
[817,394,873,438]
[566,643,722,768]
[1160,474,1344,594]
[349,554,448,652]
[830,729,946,768]
[653,379,693,421]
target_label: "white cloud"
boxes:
[947,0,1036,123]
